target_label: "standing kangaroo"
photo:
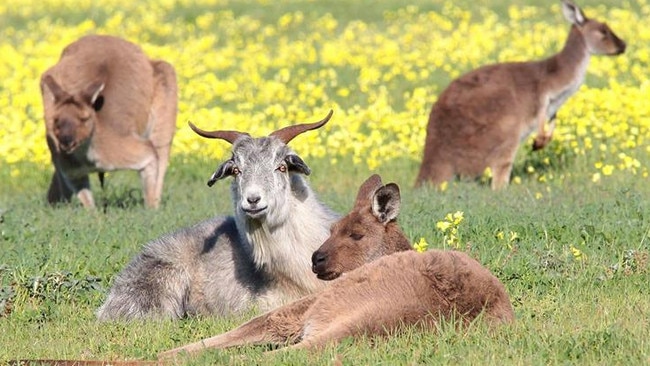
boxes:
[41,35,177,208]
[160,175,514,358]
[416,0,626,189]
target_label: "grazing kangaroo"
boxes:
[415,0,626,189]
[160,175,514,358]
[41,34,177,208]
[96,111,339,320]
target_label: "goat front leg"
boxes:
[532,113,556,151]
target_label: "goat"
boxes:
[159,174,514,357]
[415,0,626,190]
[96,110,338,320]
[41,34,177,209]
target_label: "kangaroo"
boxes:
[415,0,626,189]
[41,34,177,208]
[160,175,514,358]
[310,175,413,281]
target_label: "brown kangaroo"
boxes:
[41,34,177,208]
[160,175,514,358]
[415,0,626,189]
[310,175,413,280]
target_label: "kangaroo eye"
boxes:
[350,233,364,241]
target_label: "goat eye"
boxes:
[277,165,287,173]
[232,167,241,176]
[350,233,364,241]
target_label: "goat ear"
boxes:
[207,159,236,186]
[561,0,586,26]
[354,174,383,207]
[285,154,311,175]
[371,183,401,225]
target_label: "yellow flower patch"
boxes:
[1,0,648,185]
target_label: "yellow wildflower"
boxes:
[436,221,451,232]
[570,245,584,262]
[413,238,429,253]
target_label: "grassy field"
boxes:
[1,0,649,364]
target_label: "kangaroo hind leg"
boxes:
[159,295,317,359]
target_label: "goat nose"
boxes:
[247,194,261,205]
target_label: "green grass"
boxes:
[2,0,650,364]
[1,152,649,365]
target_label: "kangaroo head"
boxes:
[312,174,408,280]
[41,73,105,154]
[561,0,626,56]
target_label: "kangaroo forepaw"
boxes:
[532,138,548,151]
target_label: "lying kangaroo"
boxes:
[160,175,514,357]
[311,175,413,280]
[41,34,177,208]
[415,0,626,189]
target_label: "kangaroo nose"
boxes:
[311,250,327,273]
[247,194,261,205]
[59,134,74,147]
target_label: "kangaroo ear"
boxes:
[208,158,237,186]
[41,74,70,104]
[82,80,105,111]
[561,0,586,26]
[354,174,383,207]
[371,183,401,225]
[285,154,311,176]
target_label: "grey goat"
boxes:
[97,110,338,320]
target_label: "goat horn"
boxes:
[270,109,334,144]
[188,122,250,144]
